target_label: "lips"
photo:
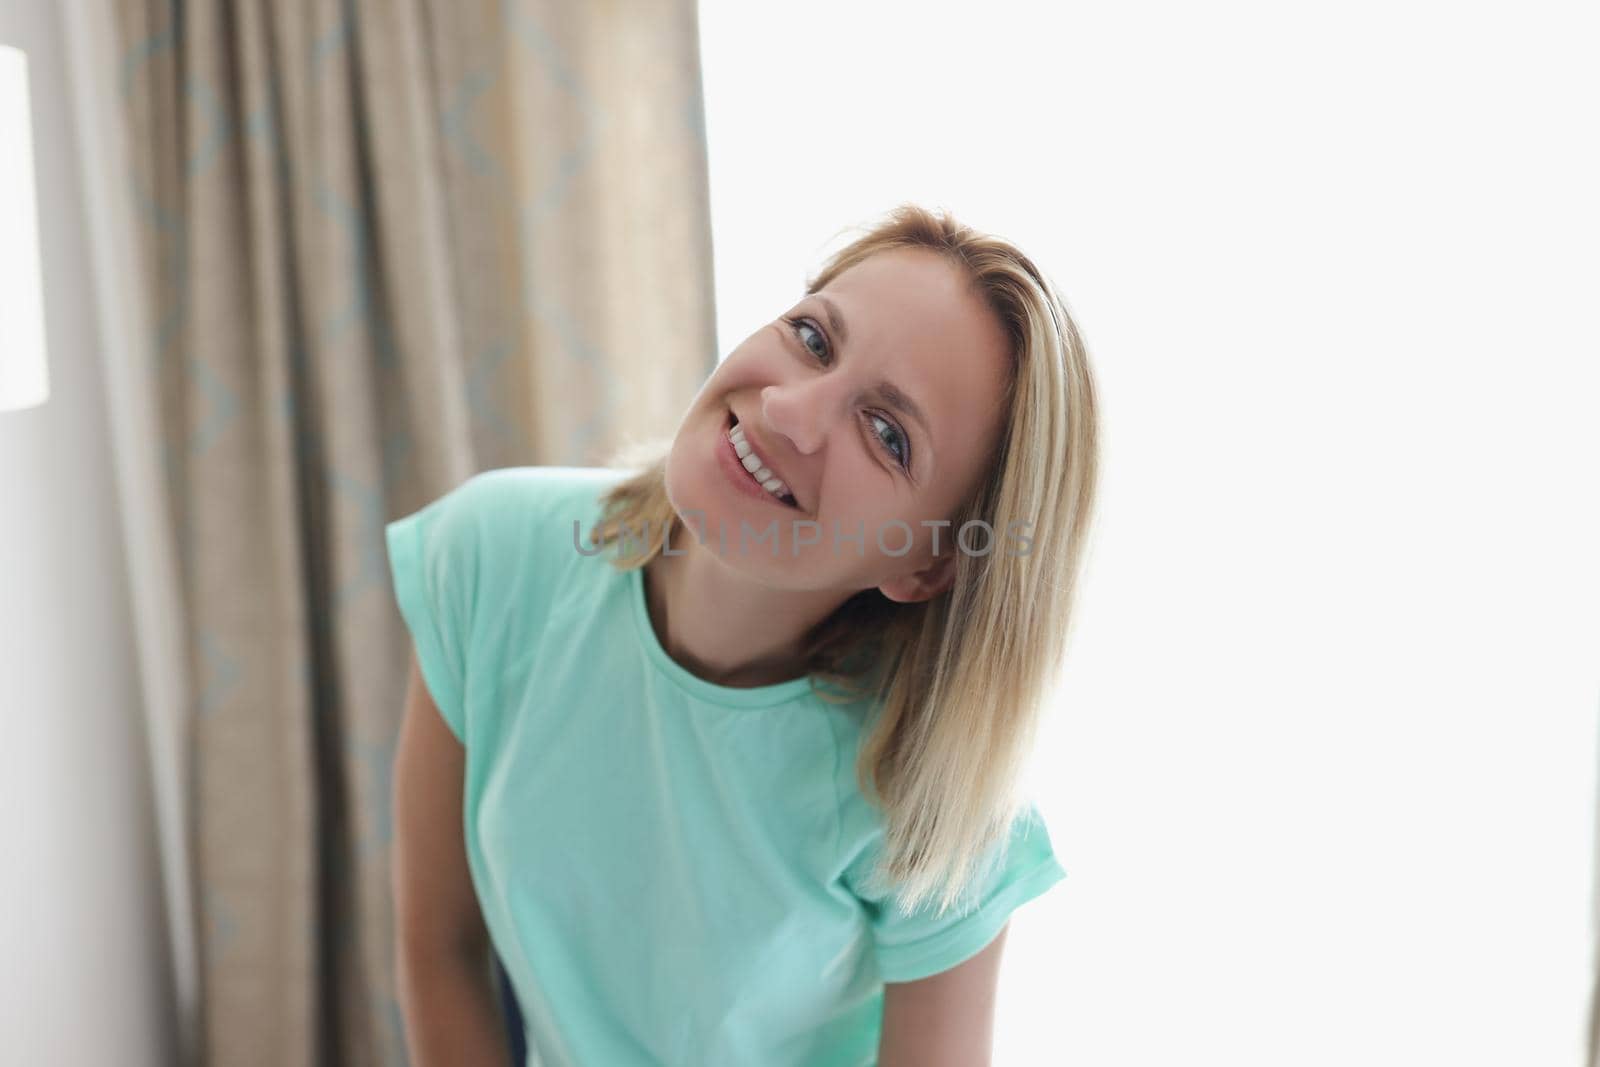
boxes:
[725,410,803,511]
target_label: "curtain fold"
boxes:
[109,0,717,1061]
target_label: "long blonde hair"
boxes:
[586,204,1099,917]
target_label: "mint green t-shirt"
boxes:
[384,465,1067,1066]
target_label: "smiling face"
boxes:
[663,246,1014,602]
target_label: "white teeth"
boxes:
[727,420,793,504]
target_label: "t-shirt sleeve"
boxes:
[844,801,1067,984]
[384,471,508,744]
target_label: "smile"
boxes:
[720,413,800,510]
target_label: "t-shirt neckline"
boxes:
[625,564,816,708]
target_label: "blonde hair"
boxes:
[587,204,1099,917]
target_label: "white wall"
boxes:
[698,3,1600,1064]
[0,2,177,1064]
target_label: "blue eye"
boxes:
[789,317,830,362]
[867,412,910,469]
[785,315,913,473]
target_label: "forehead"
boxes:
[822,248,999,355]
[816,247,1012,481]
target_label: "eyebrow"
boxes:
[813,293,933,442]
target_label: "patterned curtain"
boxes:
[111,0,717,1061]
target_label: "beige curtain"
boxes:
[111,0,717,1062]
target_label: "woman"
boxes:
[389,203,1099,1066]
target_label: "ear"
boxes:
[877,550,958,604]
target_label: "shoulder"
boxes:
[398,465,631,605]
[813,695,890,870]
[456,464,626,516]
[443,465,628,544]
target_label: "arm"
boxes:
[877,921,1010,1067]
[392,647,511,1067]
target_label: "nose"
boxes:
[759,378,837,456]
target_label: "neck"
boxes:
[642,533,853,689]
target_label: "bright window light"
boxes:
[0,43,49,413]
[697,3,1600,1064]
